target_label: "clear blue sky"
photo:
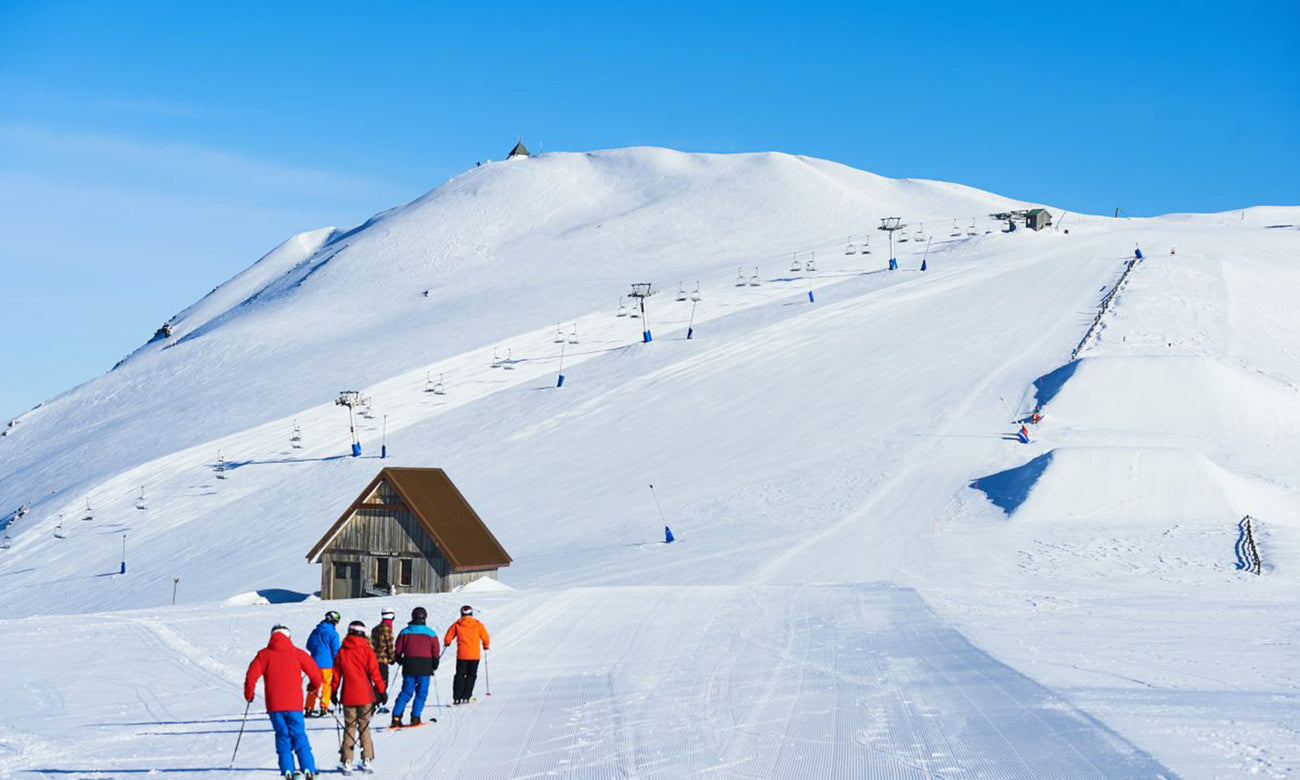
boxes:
[1,1,1296,419]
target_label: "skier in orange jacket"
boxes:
[444,605,490,704]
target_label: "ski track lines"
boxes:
[749,241,1126,585]
[359,585,1169,779]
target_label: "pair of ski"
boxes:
[337,762,374,775]
[384,718,434,731]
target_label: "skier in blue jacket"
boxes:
[304,610,341,716]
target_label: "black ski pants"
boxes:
[453,658,480,701]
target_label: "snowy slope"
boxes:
[2,147,1298,778]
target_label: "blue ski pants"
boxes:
[394,674,430,718]
[268,709,316,775]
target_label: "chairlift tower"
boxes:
[628,283,656,343]
[335,390,369,457]
[878,217,905,270]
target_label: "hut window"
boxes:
[375,557,390,587]
[399,558,413,586]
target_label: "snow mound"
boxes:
[453,577,515,593]
[973,447,1272,524]
[1036,356,1300,444]
[222,588,316,606]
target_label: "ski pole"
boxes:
[329,707,344,753]
[484,651,491,696]
[433,669,442,714]
[229,700,251,770]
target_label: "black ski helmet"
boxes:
[411,606,428,624]
[460,605,473,616]
[325,610,341,624]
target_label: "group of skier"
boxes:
[242,604,491,778]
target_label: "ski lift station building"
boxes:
[1025,208,1053,231]
[306,467,511,600]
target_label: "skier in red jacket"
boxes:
[244,624,323,780]
[334,620,387,773]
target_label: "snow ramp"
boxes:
[974,447,1242,524]
[1034,355,1300,447]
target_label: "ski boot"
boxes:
[359,758,372,773]
[409,716,422,727]
[390,715,403,729]
[339,761,353,776]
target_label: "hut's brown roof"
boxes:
[306,468,511,571]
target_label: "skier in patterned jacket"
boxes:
[370,608,396,712]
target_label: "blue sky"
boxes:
[1,1,1296,418]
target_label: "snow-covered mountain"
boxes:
[2,147,1298,778]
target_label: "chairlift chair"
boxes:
[898,231,909,243]
[82,498,93,522]
[54,514,65,539]
[844,236,856,255]
[690,282,701,302]
[914,226,924,242]
[616,299,628,317]
[735,267,747,287]
[291,421,303,448]
[863,236,872,254]
[967,219,977,236]
[135,487,147,511]
[749,266,761,287]
[951,220,960,237]
[628,304,640,319]
[503,348,516,370]
[676,283,687,302]
[567,324,579,344]
[433,373,446,395]
[491,348,503,368]
[1,532,10,549]
[554,325,565,344]
[790,254,803,272]
[805,255,817,272]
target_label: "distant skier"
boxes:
[445,605,490,704]
[304,610,341,717]
[370,608,396,713]
[391,606,441,728]
[244,624,323,780]
[334,620,386,773]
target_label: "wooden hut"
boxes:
[306,468,511,599]
[1025,208,1053,231]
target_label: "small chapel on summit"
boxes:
[306,467,511,599]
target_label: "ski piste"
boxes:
[2,148,1295,777]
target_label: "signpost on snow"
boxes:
[879,217,905,271]
[629,283,656,343]
[1000,397,1031,444]
[686,282,701,339]
[556,340,567,387]
[336,391,368,457]
[650,484,674,543]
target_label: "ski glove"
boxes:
[377,692,388,705]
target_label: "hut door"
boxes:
[333,561,361,599]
